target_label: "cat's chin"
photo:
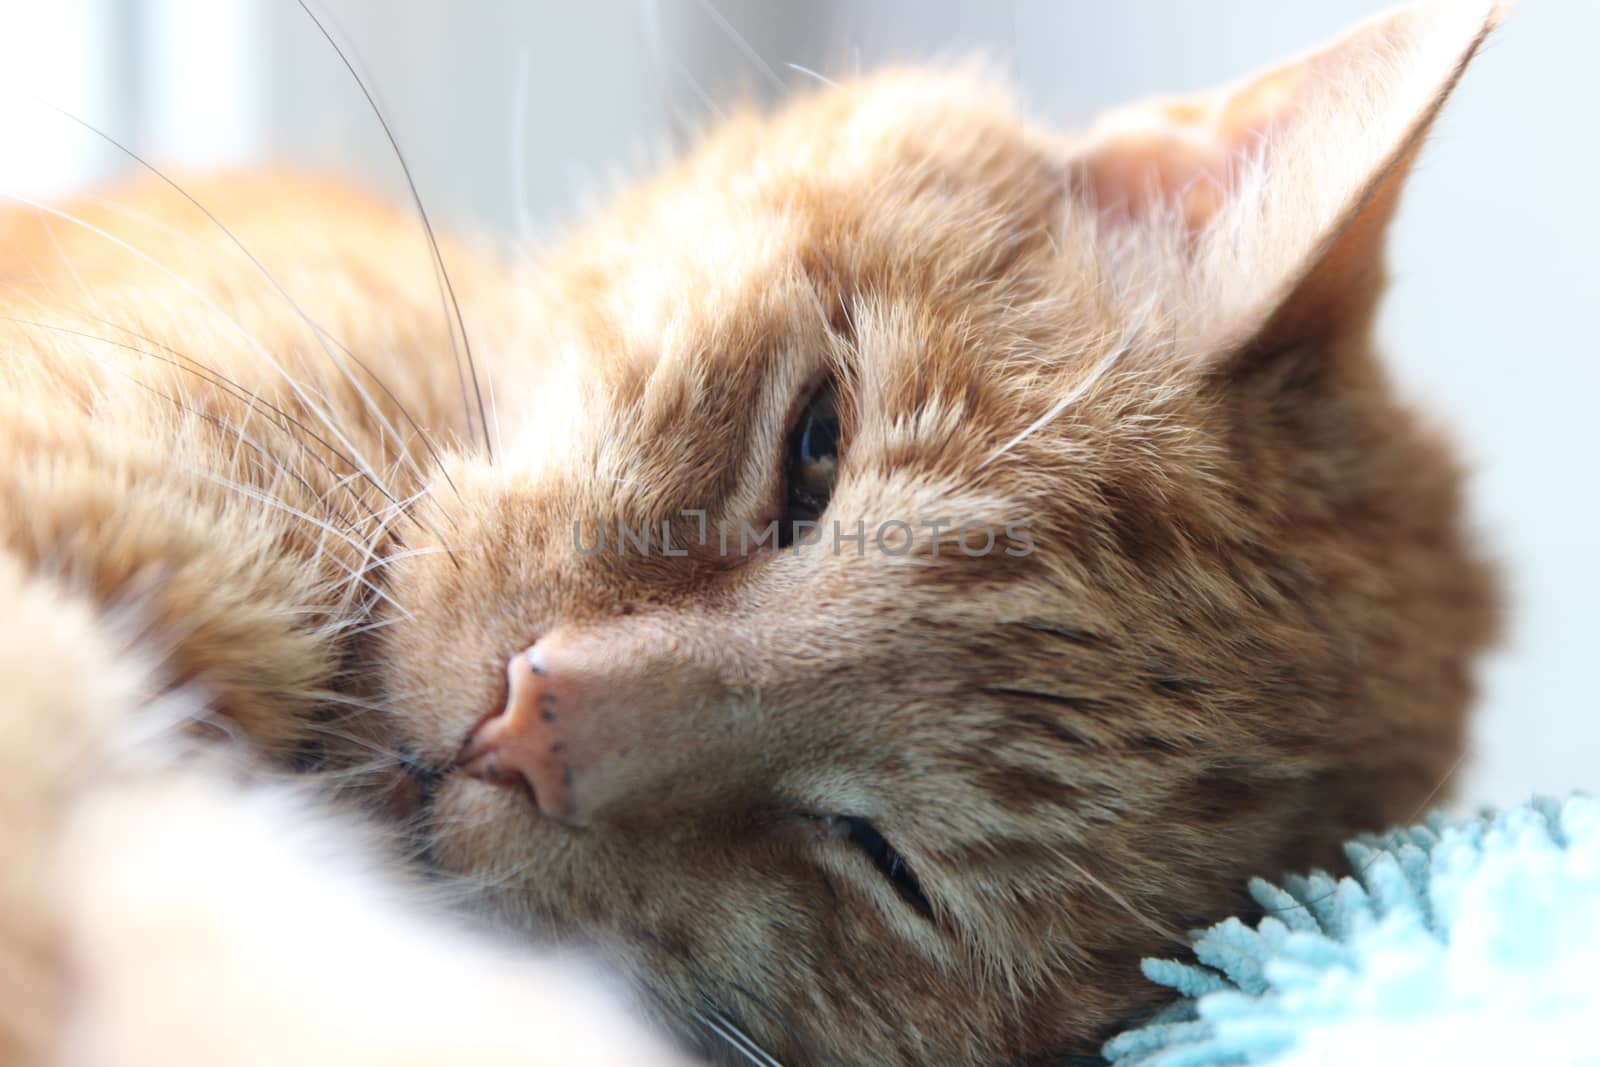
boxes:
[422,771,549,878]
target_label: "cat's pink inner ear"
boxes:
[1077,66,1308,234]
[1072,0,1504,351]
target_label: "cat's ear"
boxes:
[1070,0,1503,357]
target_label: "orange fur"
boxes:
[0,4,1502,1064]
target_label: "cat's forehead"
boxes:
[550,70,1072,372]
[509,72,1096,467]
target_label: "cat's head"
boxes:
[374,4,1500,1062]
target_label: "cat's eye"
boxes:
[779,382,840,543]
[815,815,933,920]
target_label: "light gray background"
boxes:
[4,0,1596,810]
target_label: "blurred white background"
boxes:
[2,0,1595,810]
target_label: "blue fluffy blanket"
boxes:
[1104,795,1600,1067]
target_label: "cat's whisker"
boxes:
[319,468,386,528]
[1,192,403,512]
[482,349,506,469]
[290,721,408,760]
[81,313,415,531]
[337,492,420,616]
[28,204,100,318]
[720,982,825,1066]
[433,849,550,896]
[293,0,493,464]
[976,331,1139,471]
[1,83,461,502]
[363,496,451,543]
[784,63,839,90]
[11,194,360,427]
[286,752,409,783]
[292,758,407,788]
[690,0,787,96]
[1042,843,1181,945]
[0,314,374,534]
[339,492,467,609]
[642,0,725,124]
[340,615,407,639]
[298,691,396,715]
[356,542,461,575]
[304,337,460,500]
[179,467,417,621]
[279,717,434,783]
[691,1007,786,1067]
[92,392,384,583]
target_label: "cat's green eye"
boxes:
[781,382,839,538]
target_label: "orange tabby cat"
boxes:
[0,3,1502,1065]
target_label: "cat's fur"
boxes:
[0,3,1501,1065]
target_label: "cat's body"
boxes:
[0,4,1501,1065]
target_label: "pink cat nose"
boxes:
[456,647,576,821]
[453,627,728,825]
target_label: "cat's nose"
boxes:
[456,647,577,821]
[453,628,731,825]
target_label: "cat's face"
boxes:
[371,7,1500,1064]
